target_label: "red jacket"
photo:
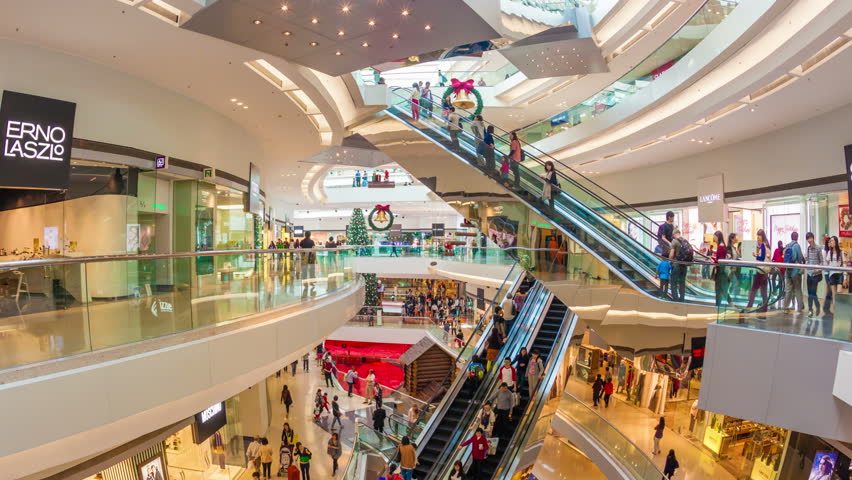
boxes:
[461,434,490,460]
[604,382,614,395]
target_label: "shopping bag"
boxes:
[512,392,520,407]
[487,437,499,455]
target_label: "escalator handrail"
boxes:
[424,285,552,477]
[386,87,667,248]
[385,88,711,264]
[719,258,852,273]
[490,310,579,479]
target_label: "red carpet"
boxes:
[325,340,411,397]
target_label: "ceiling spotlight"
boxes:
[368,19,376,26]
[424,24,432,30]
[237,102,244,106]
[392,33,399,39]
[311,17,318,24]
[401,9,410,16]
[309,41,319,46]
[242,105,248,109]
[281,4,288,11]
[230,98,238,102]
[252,19,262,25]
[283,31,292,36]
[338,30,345,36]
[341,5,350,13]
[335,51,343,56]
[362,41,369,47]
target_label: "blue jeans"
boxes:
[401,468,414,480]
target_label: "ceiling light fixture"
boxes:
[237,102,244,106]
[242,105,248,109]
[335,51,343,56]
[338,30,345,36]
[362,41,369,47]
[309,41,319,46]
[402,9,410,16]
[252,19,262,25]
[424,24,431,30]
[392,33,399,39]
[281,4,288,11]
[311,17,318,24]
[341,5,350,13]
[283,31,292,36]
[230,98,238,102]
[368,19,376,26]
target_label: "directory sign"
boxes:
[0,91,76,190]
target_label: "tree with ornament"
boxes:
[348,208,380,307]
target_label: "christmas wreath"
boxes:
[368,204,394,231]
[443,78,483,120]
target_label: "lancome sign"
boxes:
[0,91,76,190]
[697,175,725,223]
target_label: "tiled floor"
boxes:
[565,377,735,480]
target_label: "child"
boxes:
[656,258,672,298]
[500,159,510,183]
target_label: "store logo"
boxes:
[200,403,223,423]
[150,299,174,317]
[155,155,168,169]
[3,121,67,161]
[699,193,722,204]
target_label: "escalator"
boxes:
[414,280,545,477]
[476,296,569,479]
[380,87,782,309]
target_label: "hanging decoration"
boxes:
[443,78,483,119]
[368,204,395,231]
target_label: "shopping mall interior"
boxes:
[1,0,851,479]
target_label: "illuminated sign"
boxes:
[193,402,227,443]
[200,403,223,422]
[0,91,76,190]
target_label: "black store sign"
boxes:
[844,145,852,205]
[192,402,227,443]
[0,91,77,190]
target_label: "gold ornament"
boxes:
[374,210,389,223]
[453,90,475,109]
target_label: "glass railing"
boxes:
[0,248,357,370]
[557,392,668,479]
[519,0,745,143]
[716,260,852,343]
[385,90,788,309]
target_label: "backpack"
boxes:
[675,238,694,262]
[783,244,800,264]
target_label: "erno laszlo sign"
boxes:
[192,402,227,443]
[0,91,76,190]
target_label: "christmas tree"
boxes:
[349,208,380,306]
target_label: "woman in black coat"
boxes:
[664,449,679,479]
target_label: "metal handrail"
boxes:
[719,258,852,273]
[556,391,668,479]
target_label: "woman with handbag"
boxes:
[541,161,560,209]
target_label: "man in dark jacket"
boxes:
[592,374,605,408]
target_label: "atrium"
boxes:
[0,1,851,480]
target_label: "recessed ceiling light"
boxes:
[362,41,369,47]
[309,41,319,46]
[424,24,431,30]
[338,30,345,36]
[392,33,399,39]
[311,17,318,24]
[281,4,288,11]
[243,105,248,109]
[335,51,343,56]
[230,98,238,102]
[252,19,262,25]
[237,102,244,106]
[368,19,376,26]
[283,31,292,36]
[341,5,350,13]
[401,9,410,16]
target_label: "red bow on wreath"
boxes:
[444,242,454,250]
[450,78,475,95]
[374,205,391,212]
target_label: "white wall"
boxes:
[0,282,363,480]
[595,103,852,205]
[353,257,513,287]
[0,40,264,185]
[700,323,852,442]
[328,326,427,345]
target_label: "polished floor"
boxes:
[565,377,735,480]
[530,433,607,480]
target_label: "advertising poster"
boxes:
[137,453,166,480]
[839,205,852,237]
[770,213,799,250]
[487,216,519,249]
[809,451,837,480]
